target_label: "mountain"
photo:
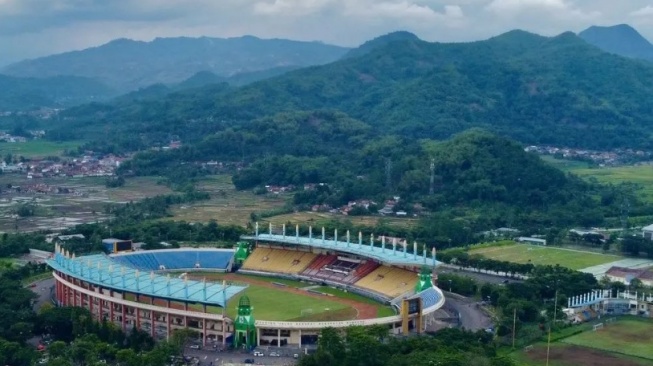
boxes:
[578,24,653,61]
[56,29,653,151]
[0,74,114,111]
[2,36,351,93]
[343,31,420,59]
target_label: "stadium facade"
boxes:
[47,225,445,348]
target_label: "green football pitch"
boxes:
[562,318,653,361]
[469,244,622,270]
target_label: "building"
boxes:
[642,224,653,240]
[605,266,653,287]
[48,225,445,348]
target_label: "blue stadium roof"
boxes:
[47,251,246,307]
[241,233,440,267]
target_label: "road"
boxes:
[30,277,55,311]
[443,292,493,331]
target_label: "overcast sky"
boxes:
[1,0,653,66]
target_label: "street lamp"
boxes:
[448,280,452,292]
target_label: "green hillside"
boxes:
[55,30,653,151]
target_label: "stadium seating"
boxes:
[111,250,234,271]
[300,254,380,285]
[241,248,317,274]
[418,288,440,309]
[302,255,338,277]
[354,266,418,298]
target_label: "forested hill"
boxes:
[122,111,616,230]
[58,29,653,151]
[579,24,653,61]
[0,74,115,111]
[2,36,350,92]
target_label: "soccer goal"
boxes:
[593,323,604,331]
[301,309,314,316]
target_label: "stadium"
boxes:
[47,223,445,349]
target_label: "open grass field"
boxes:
[170,175,288,226]
[469,243,623,270]
[262,212,417,229]
[513,343,653,366]
[542,156,653,203]
[562,318,653,361]
[570,165,653,203]
[0,140,85,157]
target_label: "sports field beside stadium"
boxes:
[469,243,623,270]
[562,318,653,361]
[514,343,653,366]
[512,317,653,366]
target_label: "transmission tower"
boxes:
[385,158,393,193]
[620,196,631,229]
[429,158,435,195]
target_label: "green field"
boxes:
[512,342,653,366]
[0,140,85,157]
[221,284,354,321]
[470,243,622,270]
[571,165,653,203]
[316,286,396,317]
[562,318,653,360]
[542,156,653,203]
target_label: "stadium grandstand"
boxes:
[47,223,445,350]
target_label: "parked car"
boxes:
[253,351,264,356]
[244,359,255,364]
[269,352,280,357]
[189,345,200,349]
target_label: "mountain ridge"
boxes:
[578,24,653,61]
[2,36,351,93]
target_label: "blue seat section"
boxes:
[112,250,234,271]
[419,288,440,309]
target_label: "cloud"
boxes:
[0,0,652,66]
[485,0,599,20]
[631,5,653,18]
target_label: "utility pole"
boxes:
[546,289,559,366]
[385,158,392,194]
[512,307,517,349]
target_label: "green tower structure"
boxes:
[234,241,250,266]
[415,266,434,292]
[233,295,256,349]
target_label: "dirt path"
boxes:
[195,273,380,320]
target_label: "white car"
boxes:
[269,352,280,357]
[253,351,264,357]
[189,345,200,349]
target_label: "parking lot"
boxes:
[184,343,305,365]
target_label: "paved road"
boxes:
[442,292,493,332]
[28,277,55,311]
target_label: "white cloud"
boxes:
[0,0,652,66]
[631,5,653,17]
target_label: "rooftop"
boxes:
[242,231,439,267]
[47,252,246,307]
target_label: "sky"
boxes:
[1,0,653,66]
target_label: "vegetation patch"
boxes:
[0,140,85,157]
[469,243,622,270]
